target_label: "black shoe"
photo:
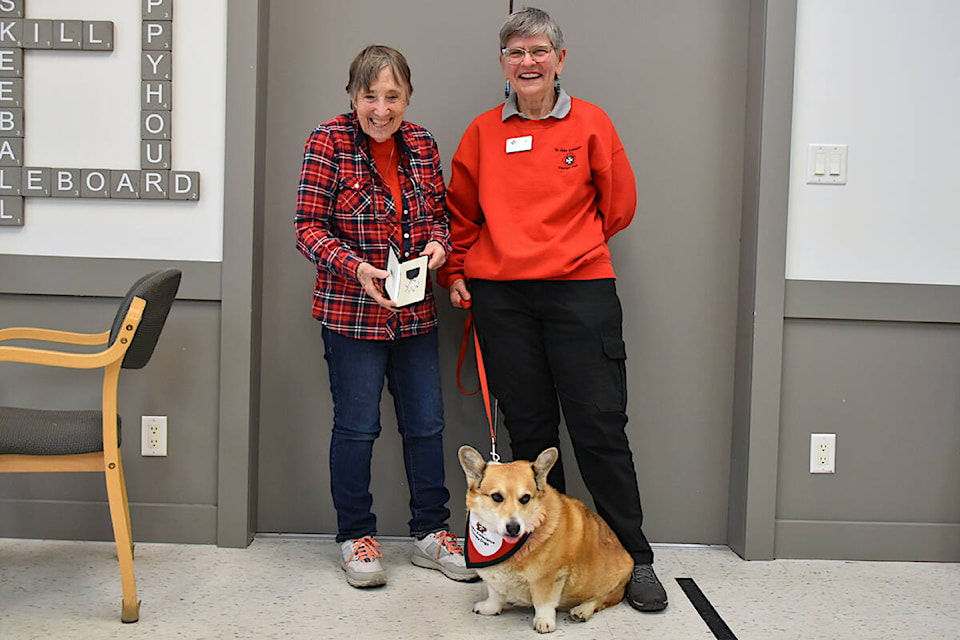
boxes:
[625,564,668,612]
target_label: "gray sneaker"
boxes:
[625,564,668,611]
[411,530,478,582]
[341,536,387,588]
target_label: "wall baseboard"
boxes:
[0,499,217,545]
[776,519,960,561]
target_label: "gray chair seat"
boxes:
[0,407,120,455]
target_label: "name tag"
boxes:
[506,135,533,153]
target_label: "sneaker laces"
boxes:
[632,564,660,585]
[430,531,464,558]
[349,536,383,563]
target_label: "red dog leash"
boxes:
[457,299,533,568]
[456,299,501,462]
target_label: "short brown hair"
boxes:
[346,45,413,105]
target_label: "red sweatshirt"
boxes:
[439,96,636,288]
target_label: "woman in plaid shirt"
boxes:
[295,45,475,589]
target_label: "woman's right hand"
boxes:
[356,262,397,310]
[449,278,471,309]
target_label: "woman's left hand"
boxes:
[421,241,447,270]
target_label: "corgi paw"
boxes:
[569,602,597,622]
[533,615,557,633]
[473,600,502,616]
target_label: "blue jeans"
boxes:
[322,327,450,542]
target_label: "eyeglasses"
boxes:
[500,45,554,64]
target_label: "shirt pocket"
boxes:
[408,180,443,223]
[335,176,375,222]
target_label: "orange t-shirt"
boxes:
[369,137,401,220]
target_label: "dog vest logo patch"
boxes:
[464,510,529,568]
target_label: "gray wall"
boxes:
[774,282,960,561]
[726,1,960,561]
[0,260,222,543]
[256,0,748,546]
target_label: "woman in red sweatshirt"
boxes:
[439,7,667,613]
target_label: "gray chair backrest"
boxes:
[108,269,182,370]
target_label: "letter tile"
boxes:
[111,170,141,199]
[141,110,171,140]
[52,168,81,197]
[53,20,82,50]
[0,48,22,77]
[170,171,200,200]
[0,136,21,165]
[142,51,172,80]
[0,194,23,225]
[21,166,50,195]
[142,0,173,21]
[0,77,21,106]
[0,20,22,47]
[0,1,23,19]
[22,19,52,49]
[141,80,171,110]
[0,108,22,136]
[140,170,169,199]
[83,21,113,51]
[141,21,171,51]
[141,140,170,170]
[0,166,20,194]
[81,169,110,198]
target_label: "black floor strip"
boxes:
[676,577,739,640]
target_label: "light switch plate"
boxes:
[807,144,847,185]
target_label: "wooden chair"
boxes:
[0,268,181,623]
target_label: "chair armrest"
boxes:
[0,327,110,346]
[0,341,127,369]
[0,297,145,370]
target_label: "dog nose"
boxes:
[505,521,521,537]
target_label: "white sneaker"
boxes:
[341,536,387,588]
[411,530,478,582]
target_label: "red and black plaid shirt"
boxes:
[295,113,450,340]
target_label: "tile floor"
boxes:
[1,536,958,639]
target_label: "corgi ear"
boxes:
[533,447,559,491]
[458,445,487,487]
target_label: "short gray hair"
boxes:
[499,7,565,51]
[345,45,413,104]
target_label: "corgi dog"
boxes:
[458,445,633,633]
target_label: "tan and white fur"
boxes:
[458,445,633,633]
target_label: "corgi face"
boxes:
[459,446,558,542]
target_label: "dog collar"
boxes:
[464,510,529,568]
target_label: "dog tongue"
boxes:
[503,535,522,544]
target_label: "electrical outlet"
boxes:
[141,415,168,456]
[809,433,835,473]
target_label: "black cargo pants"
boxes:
[469,278,653,564]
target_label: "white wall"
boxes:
[0,0,226,261]
[786,0,960,285]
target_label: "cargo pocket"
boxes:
[598,333,628,412]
